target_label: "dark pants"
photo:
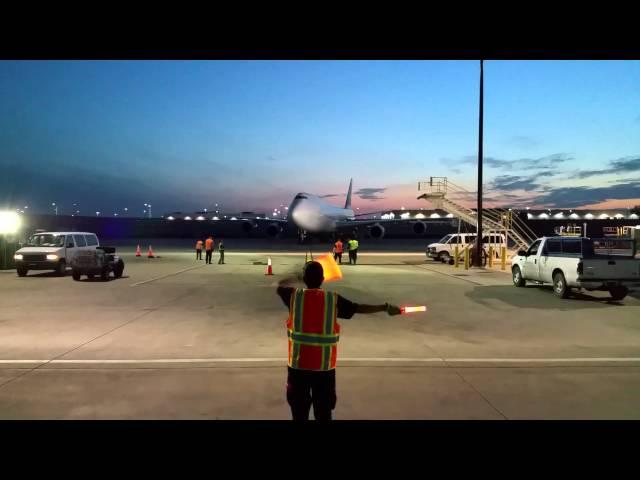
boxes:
[206,250,213,264]
[333,252,342,264]
[218,251,224,264]
[196,249,202,260]
[349,249,358,264]
[286,367,336,421]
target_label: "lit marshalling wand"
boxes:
[400,306,427,314]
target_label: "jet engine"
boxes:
[412,221,426,235]
[266,223,282,237]
[241,220,256,234]
[368,223,385,239]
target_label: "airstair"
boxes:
[417,177,537,252]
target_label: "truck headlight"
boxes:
[14,254,23,261]
[46,254,59,261]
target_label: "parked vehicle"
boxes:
[511,236,640,300]
[427,233,506,263]
[71,246,124,281]
[14,232,100,277]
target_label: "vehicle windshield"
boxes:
[26,234,65,247]
[438,234,453,244]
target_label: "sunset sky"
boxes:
[1,60,639,216]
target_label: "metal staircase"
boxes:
[417,177,537,252]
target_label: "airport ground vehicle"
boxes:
[14,232,100,277]
[511,236,640,300]
[71,246,124,281]
[427,233,506,262]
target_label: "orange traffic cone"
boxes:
[147,246,155,258]
[135,245,141,257]
[265,257,273,275]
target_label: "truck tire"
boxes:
[114,261,124,278]
[553,271,570,298]
[438,252,450,263]
[72,270,81,281]
[101,266,110,281]
[56,260,66,277]
[512,266,526,287]
[609,286,628,301]
[17,267,28,277]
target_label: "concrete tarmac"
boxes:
[1,239,640,419]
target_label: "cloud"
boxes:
[319,194,340,198]
[576,170,607,179]
[461,153,572,171]
[574,156,640,179]
[355,187,386,200]
[532,181,640,208]
[490,175,540,192]
[507,135,541,150]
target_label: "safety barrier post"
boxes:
[501,246,506,270]
[454,245,459,268]
[464,246,470,270]
[488,246,494,268]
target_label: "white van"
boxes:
[14,232,100,277]
[427,233,506,262]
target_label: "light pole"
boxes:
[474,59,484,268]
[52,202,58,216]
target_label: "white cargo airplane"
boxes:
[260,178,428,241]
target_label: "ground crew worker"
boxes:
[277,261,401,421]
[195,239,203,260]
[347,237,359,265]
[205,236,214,264]
[333,238,343,264]
[217,239,225,264]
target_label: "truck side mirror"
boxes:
[517,249,527,256]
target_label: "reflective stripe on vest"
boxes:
[287,330,340,345]
[288,288,339,371]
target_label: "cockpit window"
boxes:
[295,194,308,200]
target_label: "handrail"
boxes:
[418,177,537,251]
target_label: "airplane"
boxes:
[252,179,432,242]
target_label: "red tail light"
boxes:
[577,262,583,275]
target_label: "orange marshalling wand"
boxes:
[315,253,343,282]
[401,306,427,314]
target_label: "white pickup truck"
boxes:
[511,236,640,300]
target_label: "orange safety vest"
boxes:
[287,288,340,371]
[196,240,203,250]
[205,238,214,250]
[334,241,343,253]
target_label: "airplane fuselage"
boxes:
[288,193,354,233]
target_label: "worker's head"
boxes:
[303,261,324,288]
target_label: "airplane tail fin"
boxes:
[344,178,353,210]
